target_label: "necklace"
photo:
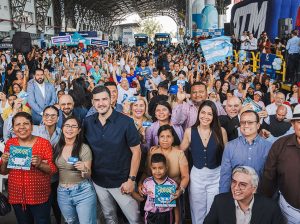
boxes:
[202,131,212,141]
[198,127,212,142]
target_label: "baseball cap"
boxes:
[169,85,178,94]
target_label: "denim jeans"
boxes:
[279,193,300,224]
[57,180,97,224]
[13,200,51,224]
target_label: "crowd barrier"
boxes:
[231,50,287,82]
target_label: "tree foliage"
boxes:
[140,18,162,38]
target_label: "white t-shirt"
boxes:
[36,82,46,98]
[117,85,137,104]
[240,35,249,50]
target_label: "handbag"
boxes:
[0,192,11,216]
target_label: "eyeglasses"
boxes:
[43,113,57,119]
[240,120,257,126]
[231,178,250,190]
[63,124,79,129]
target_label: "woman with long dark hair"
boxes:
[68,77,92,109]
[219,81,230,103]
[54,116,97,224]
[286,82,298,105]
[180,100,227,224]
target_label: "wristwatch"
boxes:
[128,176,136,181]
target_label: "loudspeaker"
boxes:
[12,32,32,53]
[224,23,232,36]
[278,18,293,39]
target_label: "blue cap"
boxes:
[169,85,178,94]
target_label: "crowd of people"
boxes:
[0,29,299,224]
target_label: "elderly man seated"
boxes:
[260,105,294,143]
[204,166,284,224]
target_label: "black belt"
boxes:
[289,53,300,55]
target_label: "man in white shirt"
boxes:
[60,49,72,62]
[117,79,139,104]
[248,33,258,51]
[145,68,162,92]
[266,92,292,119]
[240,31,249,50]
[46,48,56,61]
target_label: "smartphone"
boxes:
[142,121,152,128]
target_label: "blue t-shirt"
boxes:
[135,66,152,85]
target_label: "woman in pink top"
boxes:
[144,101,183,150]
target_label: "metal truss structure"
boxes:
[9,0,27,29]
[35,0,52,32]
[8,0,228,34]
[51,0,187,34]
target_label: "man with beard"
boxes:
[57,94,87,127]
[83,86,142,223]
[172,82,226,130]
[85,82,123,117]
[27,68,57,124]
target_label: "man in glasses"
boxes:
[57,94,87,127]
[219,110,272,193]
[204,166,284,223]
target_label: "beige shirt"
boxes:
[55,144,92,185]
[235,197,254,224]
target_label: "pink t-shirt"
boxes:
[142,176,177,213]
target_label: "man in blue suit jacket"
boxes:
[27,68,57,124]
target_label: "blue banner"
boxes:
[90,39,109,47]
[51,35,72,44]
[200,36,233,65]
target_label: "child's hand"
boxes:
[138,183,145,196]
